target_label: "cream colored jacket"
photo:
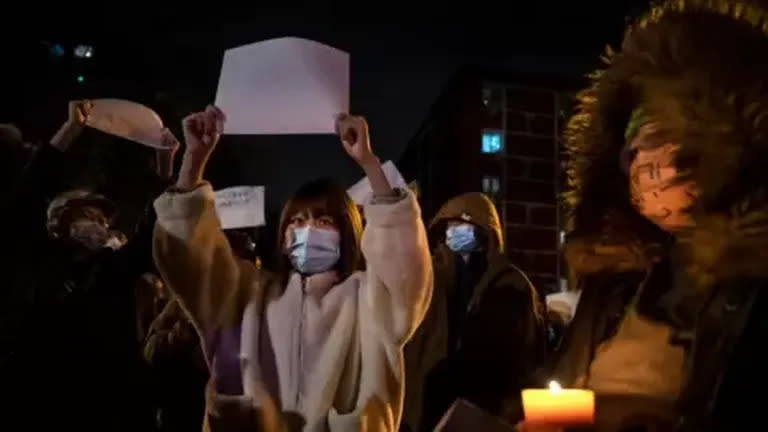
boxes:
[153,184,432,432]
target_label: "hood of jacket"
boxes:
[564,0,768,285]
[429,192,504,259]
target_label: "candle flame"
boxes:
[548,380,562,393]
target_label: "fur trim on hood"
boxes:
[429,192,504,256]
[565,0,768,283]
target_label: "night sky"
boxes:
[1,1,648,217]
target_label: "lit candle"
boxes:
[521,381,595,426]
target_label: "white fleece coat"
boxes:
[153,184,432,432]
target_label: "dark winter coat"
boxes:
[0,144,161,431]
[144,298,209,432]
[555,1,768,430]
[401,193,545,432]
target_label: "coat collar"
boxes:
[678,203,768,286]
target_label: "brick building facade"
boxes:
[399,69,573,294]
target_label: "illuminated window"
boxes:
[482,131,503,154]
[482,175,501,195]
[74,45,94,59]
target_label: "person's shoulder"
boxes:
[493,256,530,284]
[488,259,538,296]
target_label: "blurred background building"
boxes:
[400,68,574,294]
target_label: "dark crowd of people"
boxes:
[3,1,768,431]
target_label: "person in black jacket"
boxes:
[402,192,545,432]
[143,292,209,432]
[0,123,35,195]
[0,100,179,431]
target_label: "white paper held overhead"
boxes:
[347,161,407,205]
[86,99,166,148]
[215,37,349,135]
[214,186,266,230]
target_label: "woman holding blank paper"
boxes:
[152,106,432,432]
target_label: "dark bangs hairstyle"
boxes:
[276,178,364,284]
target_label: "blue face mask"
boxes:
[445,223,477,254]
[285,226,341,274]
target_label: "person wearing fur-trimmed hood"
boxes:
[552,1,768,430]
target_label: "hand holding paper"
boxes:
[158,128,180,152]
[68,100,93,130]
[51,100,93,151]
[156,128,181,179]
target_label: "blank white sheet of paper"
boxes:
[214,186,266,230]
[86,99,166,148]
[215,37,350,135]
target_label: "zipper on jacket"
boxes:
[296,277,307,409]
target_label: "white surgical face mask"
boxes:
[445,223,478,254]
[285,226,341,274]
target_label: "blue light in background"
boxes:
[482,131,503,154]
[50,43,65,57]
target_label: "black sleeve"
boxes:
[109,177,173,283]
[2,144,72,257]
[0,145,73,360]
[483,271,546,423]
[501,276,547,385]
[11,144,71,204]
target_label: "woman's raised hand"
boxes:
[183,105,225,158]
[50,100,93,151]
[336,113,395,197]
[177,105,226,190]
[336,113,376,167]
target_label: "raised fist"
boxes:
[176,105,226,190]
[182,105,226,158]
[336,113,375,166]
